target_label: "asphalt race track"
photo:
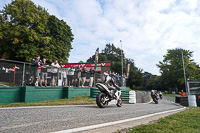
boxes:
[0,98,182,133]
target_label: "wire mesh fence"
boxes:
[0,59,126,87]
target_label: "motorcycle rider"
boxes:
[159,91,163,98]
[104,73,121,99]
[151,90,158,98]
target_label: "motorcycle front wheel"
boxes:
[96,92,108,108]
[116,97,122,107]
[153,97,158,104]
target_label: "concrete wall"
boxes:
[136,91,150,103]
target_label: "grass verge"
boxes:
[117,107,200,133]
[163,93,180,98]
[0,82,10,86]
[0,96,96,108]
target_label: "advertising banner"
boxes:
[95,48,99,69]
[126,62,131,79]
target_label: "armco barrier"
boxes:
[0,86,90,103]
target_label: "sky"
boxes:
[1,0,200,75]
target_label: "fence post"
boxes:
[94,73,96,87]
[22,63,25,86]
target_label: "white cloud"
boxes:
[1,0,200,75]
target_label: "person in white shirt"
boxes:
[67,66,75,87]
[61,69,67,87]
[51,60,60,87]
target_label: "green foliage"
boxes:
[87,43,143,89]
[141,72,162,90]
[157,48,200,91]
[0,0,73,62]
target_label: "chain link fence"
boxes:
[0,59,34,86]
[0,59,126,87]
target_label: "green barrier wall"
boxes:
[67,87,90,99]
[90,87,130,103]
[0,86,25,103]
[0,86,90,103]
[24,86,64,103]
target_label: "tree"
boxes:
[157,48,200,91]
[87,43,144,89]
[87,43,125,74]
[0,0,73,62]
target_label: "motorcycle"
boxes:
[159,92,163,99]
[151,92,158,104]
[96,83,122,108]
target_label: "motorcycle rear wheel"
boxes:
[96,92,108,108]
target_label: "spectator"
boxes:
[51,60,60,87]
[62,69,67,87]
[81,67,88,87]
[89,67,95,87]
[122,73,126,86]
[75,65,81,87]
[103,71,109,83]
[31,55,41,86]
[39,58,49,87]
[68,66,75,87]
[180,90,186,97]
[118,74,121,86]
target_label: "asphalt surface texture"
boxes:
[163,96,175,102]
[0,98,182,133]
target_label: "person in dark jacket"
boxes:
[31,55,41,86]
[89,67,95,87]
[75,65,81,87]
[39,58,49,87]
[81,67,87,87]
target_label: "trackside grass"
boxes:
[117,107,200,133]
[0,96,96,107]
[163,93,180,98]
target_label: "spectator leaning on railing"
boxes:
[51,60,60,87]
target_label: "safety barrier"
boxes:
[180,97,188,106]
[129,91,136,103]
[0,86,148,104]
[0,86,90,103]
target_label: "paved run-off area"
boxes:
[0,99,183,133]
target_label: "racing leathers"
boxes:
[104,75,120,99]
